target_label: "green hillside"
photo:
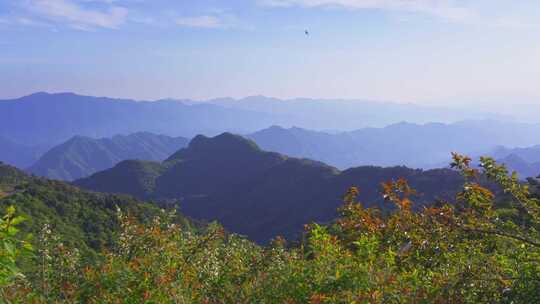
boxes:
[28,132,188,181]
[76,133,464,242]
[0,162,193,258]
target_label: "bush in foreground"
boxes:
[2,155,540,303]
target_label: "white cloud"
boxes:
[258,0,540,29]
[176,15,223,28]
[17,17,47,26]
[25,0,128,29]
[0,15,55,29]
[258,0,475,22]
[176,11,241,29]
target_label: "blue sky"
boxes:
[1,0,540,105]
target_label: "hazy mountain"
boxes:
[75,133,464,243]
[206,95,505,129]
[0,136,50,168]
[248,121,540,170]
[0,92,276,146]
[28,132,188,181]
[3,92,530,179]
[496,154,540,178]
[490,145,540,164]
[246,126,355,167]
[0,92,504,147]
[485,145,540,178]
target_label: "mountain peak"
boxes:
[501,153,527,164]
[193,132,260,150]
[68,135,94,142]
[27,92,50,97]
[264,125,288,132]
[167,133,263,162]
[240,95,282,103]
[25,92,78,99]
[29,132,188,181]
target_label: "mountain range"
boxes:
[28,132,188,181]
[3,91,540,186]
[0,92,274,146]
[205,95,507,129]
[0,92,501,148]
[487,145,540,178]
[74,133,464,243]
[247,123,540,175]
[6,121,540,184]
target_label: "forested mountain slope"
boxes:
[75,133,464,242]
[28,132,188,181]
[0,162,193,257]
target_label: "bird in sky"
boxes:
[305,30,309,36]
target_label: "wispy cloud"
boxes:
[258,0,540,29]
[23,0,128,29]
[175,10,240,29]
[176,15,224,28]
[16,17,50,27]
[259,0,474,22]
[0,15,55,30]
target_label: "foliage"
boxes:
[2,155,540,302]
[0,163,195,261]
[0,206,32,298]
[0,162,29,196]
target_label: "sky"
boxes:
[1,0,540,106]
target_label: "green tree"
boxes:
[0,206,33,300]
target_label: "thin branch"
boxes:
[463,227,540,249]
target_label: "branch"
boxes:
[463,227,540,249]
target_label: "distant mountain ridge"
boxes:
[205,95,507,129]
[28,132,188,181]
[0,92,502,147]
[4,92,539,177]
[0,92,276,146]
[491,145,540,164]
[487,145,540,178]
[247,122,540,171]
[75,133,464,243]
